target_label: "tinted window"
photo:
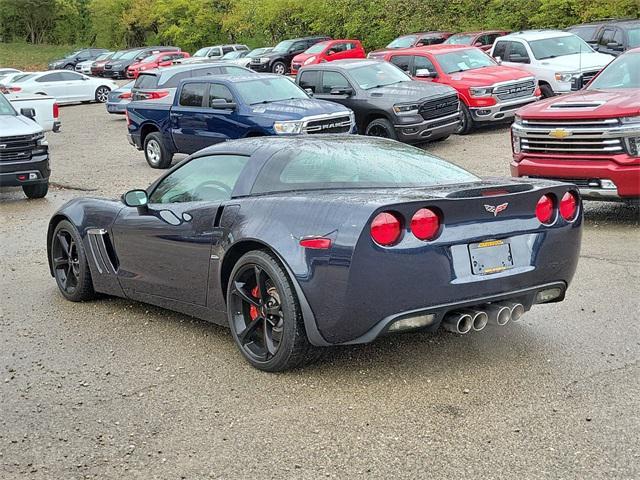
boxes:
[416,36,443,46]
[414,55,437,74]
[599,29,616,46]
[36,73,63,82]
[59,71,83,81]
[298,70,320,92]
[387,35,417,48]
[320,71,350,93]
[222,46,234,54]
[234,76,307,104]
[134,73,159,89]
[208,84,234,105]
[484,33,501,45]
[179,82,207,107]
[492,41,507,59]
[208,48,221,57]
[570,26,598,41]
[436,49,495,73]
[612,29,624,44]
[150,155,249,203]
[629,28,640,47]
[445,34,475,45]
[506,42,529,62]
[252,140,478,194]
[292,42,307,51]
[389,55,412,73]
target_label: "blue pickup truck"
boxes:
[126,74,355,168]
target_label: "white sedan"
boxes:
[3,70,118,104]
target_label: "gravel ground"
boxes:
[1,102,639,479]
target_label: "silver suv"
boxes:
[180,44,249,64]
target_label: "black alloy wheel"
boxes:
[51,220,95,302]
[64,64,74,70]
[227,251,319,372]
[364,118,397,140]
[456,102,474,135]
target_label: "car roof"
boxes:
[144,62,229,76]
[189,73,276,84]
[500,30,574,41]
[414,44,478,53]
[285,36,331,41]
[449,30,506,36]
[303,58,382,69]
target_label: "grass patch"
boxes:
[0,43,80,71]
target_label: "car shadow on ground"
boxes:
[583,201,640,226]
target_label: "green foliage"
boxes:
[0,41,79,69]
[0,0,638,55]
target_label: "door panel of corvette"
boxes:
[112,154,250,305]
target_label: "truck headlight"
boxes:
[554,72,575,83]
[303,56,317,65]
[514,114,523,126]
[620,115,640,125]
[273,121,304,135]
[469,86,494,97]
[393,103,420,115]
[511,130,521,154]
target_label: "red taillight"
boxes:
[144,90,169,100]
[118,92,132,100]
[299,237,332,249]
[53,102,59,120]
[536,194,554,224]
[559,191,578,221]
[125,110,131,126]
[410,208,440,240]
[371,212,402,246]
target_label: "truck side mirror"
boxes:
[330,86,353,96]
[415,68,437,78]
[20,108,36,119]
[606,42,624,51]
[495,56,502,64]
[210,98,237,109]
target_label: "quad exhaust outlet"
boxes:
[441,302,525,334]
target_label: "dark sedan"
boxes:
[47,136,582,371]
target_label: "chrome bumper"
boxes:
[470,96,539,122]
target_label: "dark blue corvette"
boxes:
[47,136,582,371]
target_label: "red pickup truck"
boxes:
[290,39,365,75]
[511,47,640,203]
[381,45,540,133]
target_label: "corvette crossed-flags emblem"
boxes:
[484,203,509,216]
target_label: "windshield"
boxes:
[120,49,144,60]
[110,51,126,60]
[0,94,16,115]
[273,40,295,52]
[95,52,112,61]
[235,76,308,104]
[587,52,640,89]
[12,74,36,83]
[445,34,475,45]
[222,51,243,59]
[436,48,495,73]
[65,50,82,58]
[628,28,640,47]
[193,47,210,57]
[252,138,478,194]
[305,42,329,54]
[248,47,272,58]
[529,35,593,60]
[387,35,417,48]
[350,62,411,89]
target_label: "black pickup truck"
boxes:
[296,59,461,143]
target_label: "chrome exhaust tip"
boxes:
[504,302,525,322]
[485,304,511,326]
[462,309,489,332]
[442,312,473,335]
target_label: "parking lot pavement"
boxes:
[1,103,639,479]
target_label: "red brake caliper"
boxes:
[249,285,260,320]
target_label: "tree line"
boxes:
[0,0,637,52]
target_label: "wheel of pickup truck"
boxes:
[22,182,48,199]
[272,61,287,75]
[144,132,173,169]
[365,118,397,140]
[95,86,110,103]
[456,102,474,135]
[540,84,555,98]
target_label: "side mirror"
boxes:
[326,50,335,56]
[606,42,623,51]
[123,189,148,208]
[330,86,353,96]
[474,42,483,47]
[415,68,437,78]
[509,55,530,64]
[304,87,314,96]
[495,56,502,64]
[210,98,236,109]
[20,108,36,119]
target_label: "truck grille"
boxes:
[571,70,599,91]
[104,65,112,69]
[0,134,38,162]
[303,115,353,134]
[518,118,625,155]
[494,79,536,100]
[419,94,459,120]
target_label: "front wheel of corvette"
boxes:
[51,220,96,302]
[227,251,319,372]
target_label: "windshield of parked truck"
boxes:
[273,40,295,52]
[0,94,16,115]
[248,48,272,58]
[350,62,410,89]
[193,48,210,57]
[436,48,496,73]
[587,51,640,89]
[234,76,308,104]
[529,35,594,60]
[387,35,417,48]
[628,28,640,47]
[445,34,475,45]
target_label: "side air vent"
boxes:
[87,228,118,274]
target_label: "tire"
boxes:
[144,132,173,169]
[364,118,398,140]
[540,83,555,98]
[227,250,319,372]
[50,220,96,302]
[95,86,110,103]
[64,64,74,70]
[456,102,474,135]
[22,182,48,198]
[271,61,287,75]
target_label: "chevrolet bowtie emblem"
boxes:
[484,203,509,216]
[548,128,571,139]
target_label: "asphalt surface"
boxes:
[1,102,639,479]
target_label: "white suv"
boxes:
[489,30,614,97]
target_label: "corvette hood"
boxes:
[536,52,614,72]
[248,98,351,120]
[448,65,533,86]
[517,88,640,119]
[367,81,456,102]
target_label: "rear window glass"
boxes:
[252,139,477,194]
[134,73,159,90]
[158,67,222,88]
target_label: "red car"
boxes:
[444,30,510,51]
[126,51,190,79]
[511,47,640,203]
[291,39,365,75]
[91,52,116,77]
[368,31,452,58]
[381,45,540,134]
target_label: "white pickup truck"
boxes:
[5,94,61,133]
[490,30,614,97]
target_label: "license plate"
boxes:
[469,239,513,275]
